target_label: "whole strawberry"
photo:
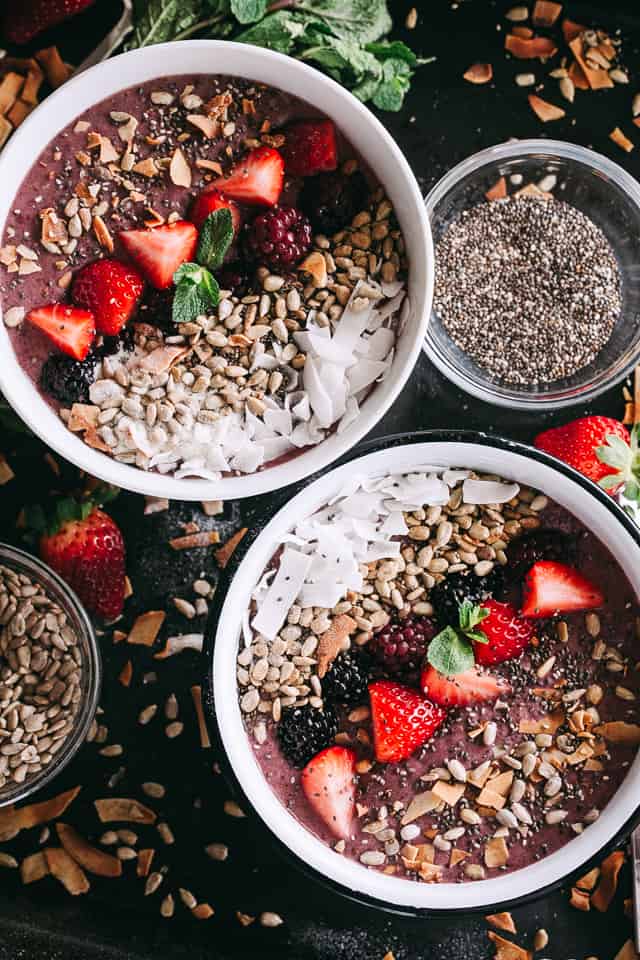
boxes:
[535,417,639,497]
[4,0,95,44]
[473,599,534,666]
[37,499,126,621]
[72,259,144,336]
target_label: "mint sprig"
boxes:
[172,263,220,325]
[196,208,234,272]
[426,602,490,677]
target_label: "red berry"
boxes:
[368,615,436,678]
[301,746,356,840]
[473,599,535,666]
[3,0,94,44]
[189,188,241,234]
[245,206,312,271]
[213,146,284,206]
[72,259,144,336]
[420,665,509,707]
[27,304,95,361]
[369,680,446,764]
[521,561,604,618]
[120,221,198,290]
[282,120,338,178]
[39,506,126,621]
[535,416,632,495]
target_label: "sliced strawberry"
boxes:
[119,220,198,289]
[212,147,284,206]
[521,561,604,618]
[189,188,241,234]
[369,680,446,764]
[420,665,509,707]
[282,120,338,178]
[474,599,535,666]
[301,746,356,840]
[27,304,95,361]
[72,258,144,336]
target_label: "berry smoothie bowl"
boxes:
[211,434,640,914]
[0,41,432,501]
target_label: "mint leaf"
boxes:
[231,0,267,24]
[372,57,412,111]
[427,626,475,677]
[458,601,489,632]
[172,263,219,324]
[365,39,418,66]
[235,10,309,53]
[197,208,234,272]
[126,0,230,48]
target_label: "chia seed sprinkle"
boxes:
[433,196,621,385]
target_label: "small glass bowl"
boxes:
[423,139,640,410]
[0,543,101,807]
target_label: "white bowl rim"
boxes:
[212,436,640,912]
[0,39,432,501]
[422,138,640,411]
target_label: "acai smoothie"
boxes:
[237,466,640,884]
[1,74,407,479]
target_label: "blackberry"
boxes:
[96,326,135,357]
[40,353,98,404]
[322,651,369,706]
[301,170,369,236]
[368,616,436,679]
[277,703,338,769]
[245,206,312,271]
[430,568,505,627]
[506,529,576,582]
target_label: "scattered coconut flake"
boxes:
[252,549,313,641]
[462,478,520,504]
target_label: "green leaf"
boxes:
[458,600,489,633]
[172,263,220,325]
[365,39,417,65]
[296,0,392,44]
[372,57,412,111]
[427,626,475,677]
[235,10,309,53]
[196,208,234,272]
[231,0,267,24]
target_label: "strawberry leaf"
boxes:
[458,600,489,633]
[427,626,475,677]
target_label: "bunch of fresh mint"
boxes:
[126,0,429,111]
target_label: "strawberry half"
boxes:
[72,258,144,336]
[473,599,535,666]
[301,746,356,840]
[521,561,604,618]
[189,188,241,234]
[535,416,637,497]
[120,221,198,290]
[369,680,446,764]
[38,502,126,621]
[212,147,284,206]
[27,304,95,361]
[420,665,509,707]
[3,0,95,44]
[282,120,338,178]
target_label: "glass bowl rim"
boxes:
[0,542,101,807]
[422,138,640,410]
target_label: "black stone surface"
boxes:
[1,1,640,957]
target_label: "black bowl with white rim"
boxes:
[204,430,640,916]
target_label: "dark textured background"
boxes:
[2,1,640,957]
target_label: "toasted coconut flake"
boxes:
[141,345,190,374]
[615,941,639,960]
[195,158,224,174]
[94,798,157,825]
[562,18,585,43]
[132,157,158,178]
[0,117,12,149]
[68,403,99,433]
[56,823,122,878]
[299,251,328,287]
[464,63,493,84]
[44,847,90,895]
[477,786,506,810]
[569,37,614,89]
[450,848,467,867]
[169,147,192,187]
[519,710,564,734]
[0,786,80,841]
[401,790,440,824]
[127,610,165,647]
[191,685,211,749]
[528,94,566,122]
[570,886,591,910]
[192,902,215,920]
[486,912,517,933]
[154,633,204,659]
[431,780,466,806]
[532,1,562,27]
[20,851,50,884]
[594,721,640,744]
[35,47,71,88]
[591,850,625,912]
[485,177,508,201]
[169,530,221,550]
[316,614,356,678]
[487,931,532,960]
[93,215,114,252]
[99,137,120,164]
[137,848,155,877]
[505,34,557,59]
[0,456,15,486]
[118,660,133,687]
[576,866,600,891]
[512,26,534,38]
[187,114,219,138]
[418,862,442,882]
[485,837,510,868]
[215,527,248,568]
[40,208,68,246]
[0,72,24,113]
[487,771,514,796]
[610,127,634,153]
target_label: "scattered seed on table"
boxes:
[260,912,284,928]
[138,704,157,725]
[117,830,138,845]
[160,893,175,918]
[117,846,137,861]
[205,842,229,861]
[142,781,166,799]
[145,871,163,895]
[99,744,123,757]
[100,831,118,846]
[164,694,179,720]
[224,800,245,819]
[165,721,183,739]
[157,822,175,845]
[179,887,197,909]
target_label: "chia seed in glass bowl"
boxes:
[424,139,640,410]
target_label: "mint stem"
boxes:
[173,14,226,42]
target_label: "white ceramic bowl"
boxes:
[0,41,432,501]
[212,435,640,913]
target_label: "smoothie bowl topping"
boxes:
[1,75,409,480]
[236,466,639,885]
